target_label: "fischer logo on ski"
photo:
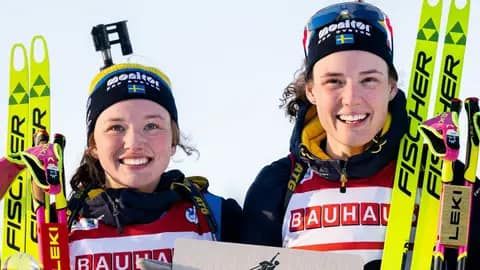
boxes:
[25,35,51,260]
[2,44,30,261]
[397,50,434,198]
[381,1,444,269]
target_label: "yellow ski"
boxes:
[381,0,443,268]
[1,35,50,263]
[1,44,30,263]
[25,35,51,261]
[411,1,470,269]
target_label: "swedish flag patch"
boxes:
[336,34,354,45]
[128,84,145,94]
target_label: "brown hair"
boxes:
[70,120,196,192]
[280,62,398,120]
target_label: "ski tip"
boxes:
[9,43,28,72]
[30,35,49,64]
[423,0,442,8]
[451,0,470,11]
[30,35,47,43]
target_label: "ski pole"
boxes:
[457,97,480,270]
[419,98,462,270]
[21,130,70,269]
[41,133,69,270]
[27,129,52,269]
[51,133,69,237]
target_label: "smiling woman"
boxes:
[305,50,397,159]
[62,62,242,269]
[241,1,480,270]
[91,99,174,193]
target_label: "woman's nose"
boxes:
[123,128,146,150]
[341,82,361,106]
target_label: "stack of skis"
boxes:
[382,0,478,270]
[1,37,69,269]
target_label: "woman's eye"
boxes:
[363,77,378,82]
[145,122,160,130]
[361,77,380,87]
[107,125,125,133]
[323,78,343,87]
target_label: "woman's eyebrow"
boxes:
[144,114,166,120]
[359,69,384,75]
[320,72,344,77]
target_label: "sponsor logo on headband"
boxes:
[317,19,371,44]
[106,71,162,91]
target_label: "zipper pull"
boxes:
[340,173,347,193]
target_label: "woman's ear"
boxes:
[88,146,98,159]
[305,80,316,105]
[389,81,398,101]
[86,135,98,159]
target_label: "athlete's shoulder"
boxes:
[245,155,292,206]
[241,156,292,246]
[186,176,242,243]
[248,156,292,193]
[219,196,242,242]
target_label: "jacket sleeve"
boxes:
[220,197,242,242]
[444,161,480,270]
[240,156,291,247]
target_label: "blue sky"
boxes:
[0,0,477,209]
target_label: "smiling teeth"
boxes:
[122,158,149,165]
[338,114,367,121]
